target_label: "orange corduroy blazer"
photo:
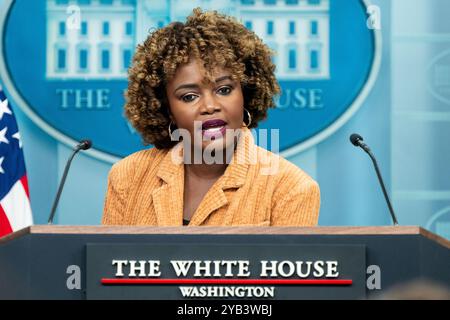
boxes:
[102,127,320,226]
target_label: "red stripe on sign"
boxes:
[101,279,352,285]
[0,205,13,237]
[20,175,30,199]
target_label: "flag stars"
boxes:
[0,99,12,120]
[0,127,9,144]
[12,131,22,148]
[0,157,4,174]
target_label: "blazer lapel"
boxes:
[152,144,184,226]
[188,183,228,226]
[189,127,255,226]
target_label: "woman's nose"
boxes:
[201,92,221,114]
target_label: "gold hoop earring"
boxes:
[243,108,252,127]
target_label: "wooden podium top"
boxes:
[2,225,449,249]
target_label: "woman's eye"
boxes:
[217,86,232,95]
[181,94,197,102]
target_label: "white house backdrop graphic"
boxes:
[46,0,330,81]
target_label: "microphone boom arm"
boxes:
[47,140,91,224]
[350,133,399,226]
[363,148,398,225]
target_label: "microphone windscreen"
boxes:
[79,139,92,150]
[350,133,363,146]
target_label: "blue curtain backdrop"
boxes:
[1,0,449,239]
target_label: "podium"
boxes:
[0,226,449,300]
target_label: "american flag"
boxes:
[0,86,33,237]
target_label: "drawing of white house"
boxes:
[134,0,238,45]
[46,0,136,80]
[238,0,330,80]
[46,0,329,80]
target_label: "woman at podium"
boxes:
[102,9,320,226]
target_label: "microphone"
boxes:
[47,139,92,224]
[349,133,399,225]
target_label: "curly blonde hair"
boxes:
[125,8,280,149]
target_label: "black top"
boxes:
[183,219,190,226]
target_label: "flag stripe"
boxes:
[0,179,33,232]
[20,175,29,198]
[0,204,13,237]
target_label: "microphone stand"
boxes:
[350,134,398,225]
[47,140,91,224]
